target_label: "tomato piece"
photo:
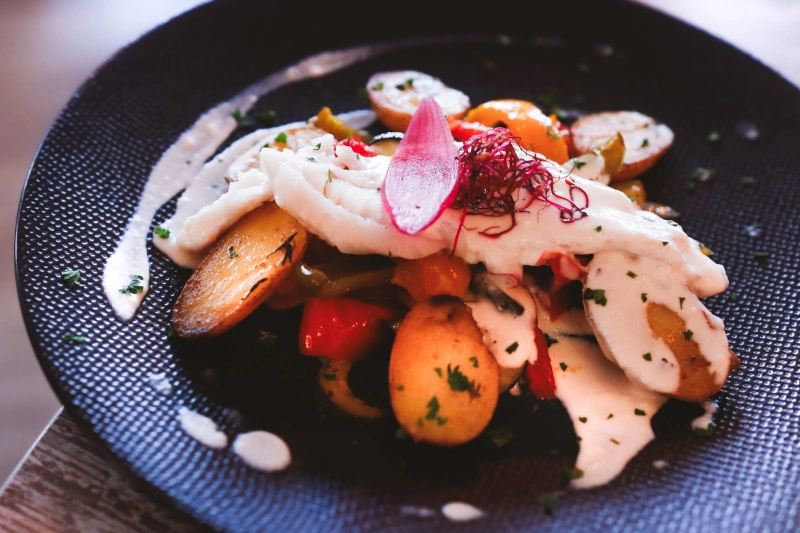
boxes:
[390,251,472,302]
[526,325,556,400]
[298,297,396,361]
[336,136,377,157]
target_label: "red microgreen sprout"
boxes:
[451,128,588,245]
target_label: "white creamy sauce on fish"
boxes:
[232,430,291,472]
[178,407,228,449]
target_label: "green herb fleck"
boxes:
[627,271,637,278]
[228,246,238,258]
[583,288,608,306]
[641,293,648,302]
[643,352,652,361]
[692,167,714,182]
[154,226,171,238]
[233,108,277,129]
[274,132,288,143]
[546,129,561,140]
[417,418,424,428]
[684,330,694,340]
[573,158,587,169]
[63,333,85,343]
[544,333,558,347]
[559,362,568,371]
[425,396,440,420]
[396,384,405,391]
[679,296,686,309]
[434,367,443,377]
[594,225,602,232]
[395,427,408,440]
[119,275,144,295]
[641,138,650,148]
[166,325,176,337]
[634,408,646,416]
[61,268,84,288]
[371,82,384,90]
[741,176,756,186]
[578,416,587,423]
[536,492,558,516]
[753,251,769,262]
[436,416,448,426]
[564,467,584,480]
[314,142,321,150]
[662,241,669,246]
[485,426,514,448]
[610,438,620,445]
[447,365,471,392]
[469,356,479,368]
[728,293,739,302]
[395,78,414,90]
[327,169,333,183]
[607,413,614,419]
[505,341,519,354]
[707,130,720,143]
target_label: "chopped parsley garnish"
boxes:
[559,362,568,371]
[573,158,588,169]
[643,352,653,361]
[484,426,514,449]
[641,293,648,302]
[395,427,408,440]
[626,271,637,278]
[610,438,620,445]
[544,333,558,347]
[679,296,686,309]
[469,356,479,368]
[707,130,720,143]
[578,416,587,423]
[228,246,238,258]
[434,367,443,377]
[154,226,170,238]
[505,341,519,354]
[594,225,602,232]
[641,138,650,148]
[634,408,646,416]
[166,325,177,337]
[684,330,694,340]
[313,143,321,150]
[583,288,608,306]
[63,333,85,343]
[61,268,84,288]
[371,82,384,90]
[692,167,714,182]
[564,467,584,480]
[753,251,769,262]
[274,132,288,143]
[741,176,756,186]
[546,129,562,140]
[607,413,614,419]
[119,275,144,295]
[395,78,414,90]
[446,365,471,391]
[536,492,558,516]
[662,241,669,246]
[396,384,405,391]
[425,396,440,420]
[728,293,739,302]
[327,169,334,183]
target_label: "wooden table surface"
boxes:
[2,1,798,532]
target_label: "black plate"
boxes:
[15,0,800,531]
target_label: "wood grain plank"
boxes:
[0,409,209,533]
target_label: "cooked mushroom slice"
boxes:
[582,251,737,402]
[172,201,309,338]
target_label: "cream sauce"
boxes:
[535,298,669,489]
[232,430,291,472]
[440,502,486,522]
[178,407,228,449]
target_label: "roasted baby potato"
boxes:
[172,201,309,338]
[570,111,674,181]
[366,70,470,133]
[388,297,500,446]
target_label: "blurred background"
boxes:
[0,0,797,487]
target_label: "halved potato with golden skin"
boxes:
[366,70,470,133]
[172,201,308,338]
[389,297,500,446]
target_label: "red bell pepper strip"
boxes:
[448,119,493,142]
[526,324,556,400]
[298,297,396,361]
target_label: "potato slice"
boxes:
[570,111,674,182]
[389,297,500,446]
[172,201,308,338]
[366,70,470,133]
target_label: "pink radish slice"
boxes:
[381,97,459,235]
